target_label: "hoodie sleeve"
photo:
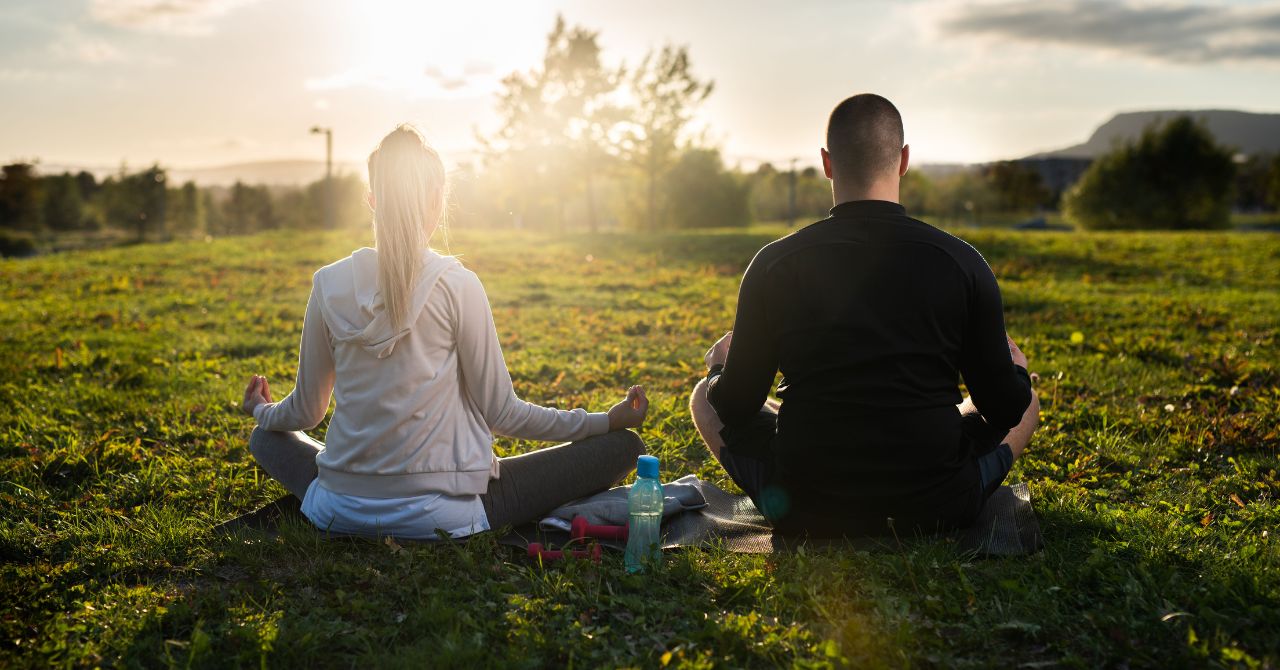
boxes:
[451,270,610,441]
[253,275,337,431]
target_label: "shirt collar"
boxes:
[829,199,907,218]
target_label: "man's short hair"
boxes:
[825,94,905,188]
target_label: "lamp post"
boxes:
[310,126,333,229]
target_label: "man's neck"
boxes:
[831,179,899,207]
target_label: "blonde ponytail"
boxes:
[367,124,447,331]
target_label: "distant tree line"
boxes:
[0,163,367,256]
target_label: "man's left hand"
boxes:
[705,331,732,370]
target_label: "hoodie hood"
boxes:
[318,247,460,359]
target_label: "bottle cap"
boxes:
[636,455,659,479]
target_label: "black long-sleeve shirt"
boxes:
[707,199,1031,533]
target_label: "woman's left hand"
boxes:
[241,375,273,417]
[607,385,649,430]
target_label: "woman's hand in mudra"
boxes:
[241,375,273,417]
[607,385,649,430]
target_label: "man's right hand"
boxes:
[1007,334,1028,369]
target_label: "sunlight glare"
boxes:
[312,0,548,100]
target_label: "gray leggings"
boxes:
[248,428,646,529]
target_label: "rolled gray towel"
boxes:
[538,474,709,531]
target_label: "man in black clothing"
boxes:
[689,94,1040,536]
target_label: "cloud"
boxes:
[0,68,66,82]
[938,0,1280,64]
[305,62,500,99]
[48,26,125,64]
[88,0,259,35]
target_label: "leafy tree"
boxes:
[1268,154,1280,210]
[99,165,167,241]
[985,161,1052,212]
[663,148,749,229]
[621,44,713,231]
[1063,116,1235,230]
[0,163,43,232]
[74,170,99,202]
[747,162,829,223]
[483,15,623,231]
[41,173,86,232]
[166,181,204,236]
[1232,153,1272,211]
[310,174,368,229]
[221,181,276,234]
[900,169,933,215]
[924,170,997,224]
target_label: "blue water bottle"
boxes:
[624,455,663,573]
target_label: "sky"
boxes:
[2,0,1280,171]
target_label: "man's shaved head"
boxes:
[825,94,905,189]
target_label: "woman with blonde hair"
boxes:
[240,124,648,539]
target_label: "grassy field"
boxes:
[2,223,1278,668]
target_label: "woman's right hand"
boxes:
[607,385,649,430]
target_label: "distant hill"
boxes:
[1031,110,1280,159]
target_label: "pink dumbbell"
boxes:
[527,542,603,563]
[571,515,629,541]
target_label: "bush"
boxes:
[662,148,750,228]
[1063,116,1235,230]
[0,229,37,257]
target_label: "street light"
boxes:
[310,126,334,229]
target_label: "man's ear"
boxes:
[821,148,833,179]
[899,144,911,177]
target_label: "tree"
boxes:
[99,165,167,241]
[74,170,99,202]
[621,44,713,231]
[166,180,204,237]
[1268,154,1280,210]
[1232,153,1272,212]
[41,173,86,232]
[985,161,1052,212]
[310,174,368,229]
[900,169,934,215]
[747,162,829,223]
[663,148,749,229]
[1063,116,1235,230]
[925,170,997,224]
[131,166,167,242]
[482,15,623,231]
[221,181,276,234]
[0,163,43,232]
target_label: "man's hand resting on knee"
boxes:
[607,385,649,430]
[704,331,732,370]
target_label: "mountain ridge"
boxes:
[1028,109,1280,159]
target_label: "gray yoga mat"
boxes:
[216,482,1042,557]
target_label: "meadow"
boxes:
[1,222,1278,668]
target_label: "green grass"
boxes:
[2,223,1278,668]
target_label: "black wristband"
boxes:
[706,363,724,380]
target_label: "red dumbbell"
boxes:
[571,515,629,541]
[527,542,603,563]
